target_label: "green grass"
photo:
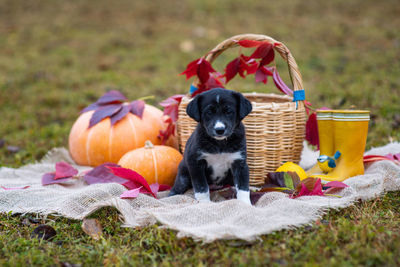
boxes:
[0,0,399,265]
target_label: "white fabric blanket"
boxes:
[1,142,399,242]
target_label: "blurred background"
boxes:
[0,0,399,166]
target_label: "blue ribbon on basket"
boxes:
[190,85,198,95]
[293,89,305,109]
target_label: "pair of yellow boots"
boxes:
[307,110,370,182]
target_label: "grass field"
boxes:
[0,0,399,265]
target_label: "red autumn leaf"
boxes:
[180,58,216,84]
[159,95,184,122]
[158,118,175,145]
[255,66,273,84]
[224,58,241,83]
[291,178,324,198]
[89,104,123,128]
[192,75,225,97]
[83,163,129,185]
[54,161,78,179]
[107,166,157,198]
[272,68,293,96]
[130,100,145,119]
[120,187,142,199]
[237,40,268,48]
[180,58,202,79]
[42,173,74,186]
[324,181,348,189]
[250,43,273,59]
[306,112,319,148]
[110,104,131,125]
[224,55,259,83]
[1,185,30,190]
[159,184,172,191]
[97,90,127,105]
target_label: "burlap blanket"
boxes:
[1,142,399,242]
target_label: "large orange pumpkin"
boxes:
[118,141,183,186]
[69,105,178,166]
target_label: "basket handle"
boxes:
[193,34,305,103]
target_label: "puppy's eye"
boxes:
[206,109,214,115]
[223,108,233,115]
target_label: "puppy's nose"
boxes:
[214,121,226,135]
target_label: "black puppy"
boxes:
[169,88,253,204]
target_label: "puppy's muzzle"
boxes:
[213,121,227,139]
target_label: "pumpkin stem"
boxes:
[145,140,154,149]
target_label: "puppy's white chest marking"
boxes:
[200,152,242,182]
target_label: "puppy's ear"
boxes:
[186,95,202,122]
[233,92,252,121]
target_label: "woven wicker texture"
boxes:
[177,34,307,185]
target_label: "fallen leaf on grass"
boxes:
[6,146,20,153]
[82,218,102,240]
[31,224,57,240]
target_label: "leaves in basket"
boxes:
[237,40,268,48]
[192,74,225,97]
[255,66,273,84]
[224,55,258,83]
[159,94,184,144]
[272,67,293,95]
[159,94,184,122]
[180,58,216,84]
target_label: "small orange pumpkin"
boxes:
[118,141,183,186]
[69,105,178,166]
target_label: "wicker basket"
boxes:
[176,34,307,185]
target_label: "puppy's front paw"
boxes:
[195,191,211,203]
[236,189,252,205]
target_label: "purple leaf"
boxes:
[272,68,293,96]
[83,163,129,185]
[80,102,102,114]
[97,90,127,105]
[54,161,78,179]
[7,146,20,153]
[130,100,145,119]
[250,191,265,205]
[110,104,131,125]
[1,185,30,190]
[42,173,74,186]
[89,104,122,128]
[120,187,142,199]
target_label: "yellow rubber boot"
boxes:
[312,110,370,182]
[306,110,334,175]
